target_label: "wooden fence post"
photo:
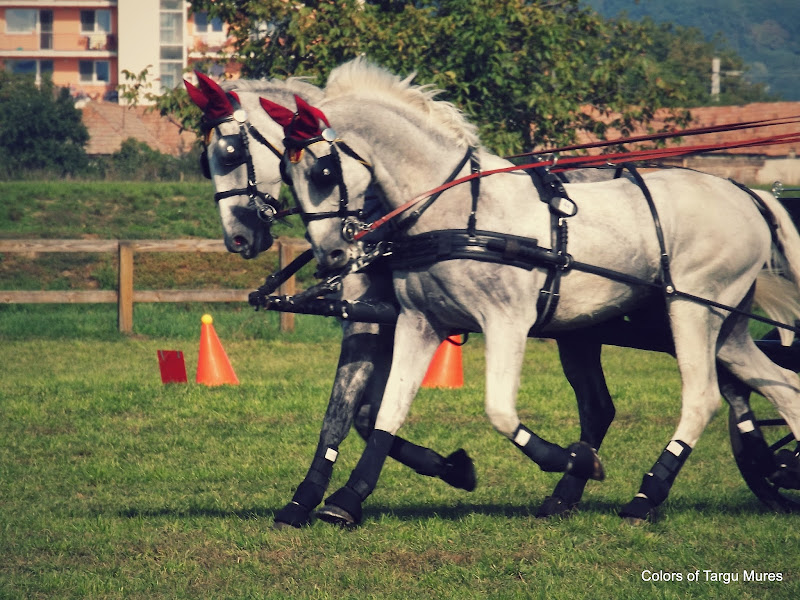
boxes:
[278,240,296,332]
[118,241,134,333]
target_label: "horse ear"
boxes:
[192,71,234,120]
[260,97,295,128]
[184,79,209,111]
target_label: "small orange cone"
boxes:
[196,314,239,386]
[421,335,464,389]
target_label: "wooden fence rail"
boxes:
[0,238,310,333]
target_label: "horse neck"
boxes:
[334,100,479,224]
[338,104,540,236]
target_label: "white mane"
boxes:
[323,57,479,148]
[222,77,323,103]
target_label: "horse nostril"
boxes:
[328,249,347,267]
[233,235,248,247]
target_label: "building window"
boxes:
[79,60,110,83]
[5,59,54,84]
[80,10,111,33]
[6,9,37,33]
[194,12,223,33]
[159,0,185,91]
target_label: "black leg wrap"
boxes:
[274,446,338,528]
[620,440,692,521]
[512,424,569,473]
[735,411,775,470]
[389,437,446,477]
[770,442,800,490]
[318,430,395,528]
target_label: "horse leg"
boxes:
[619,302,722,522]
[715,313,800,490]
[274,321,474,529]
[482,327,605,488]
[316,315,444,527]
[351,326,476,491]
[273,321,380,528]
[537,337,616,517]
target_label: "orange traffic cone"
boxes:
[421,335,464,389]
[196,314,239,386]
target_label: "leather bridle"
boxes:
[281,127,376,242]
[200,96,286,224]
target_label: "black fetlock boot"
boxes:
[620,440,691,524]
[274,446,338,529]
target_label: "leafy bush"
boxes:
[90,138,205,182]
[0,72,89,178]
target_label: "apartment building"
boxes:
[0,0,232,103]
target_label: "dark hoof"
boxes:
[566,442,605,481]
[441,449,477,492]
[769,449,800,490]
[273,501,312,529]
[317,486,363,528]
[619,496,658,524]
[535,495,577,518]
[315,504,358,529]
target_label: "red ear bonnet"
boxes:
[184,71,234,121]
[259,96,295,128]
[260,94,332,142]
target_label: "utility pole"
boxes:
[711,57,721,101]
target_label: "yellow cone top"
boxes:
[201,314,213,325]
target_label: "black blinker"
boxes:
[280,154,293,186]
[200,148,211,179]
[216,135,246,168]
[310,154,340,188]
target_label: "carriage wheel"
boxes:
[728,406,800,512]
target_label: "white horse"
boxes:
[261,57,800,525]
[185,73,477,528]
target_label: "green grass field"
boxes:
[1,304,798,599]
[1,181,798,598]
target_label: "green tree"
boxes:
[627,19,775,107]
[185,0,697,153]
[0,72,89,178]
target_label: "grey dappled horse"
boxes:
[262,57,800,525]
[186,73,476,528]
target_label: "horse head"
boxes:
[260,95,376,272]
[185,72,292,259]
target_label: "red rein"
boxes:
[354,116,800,241]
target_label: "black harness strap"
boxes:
[396,147,476,234]
[623,163,675,295]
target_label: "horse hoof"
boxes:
[317,486,363,527]
[273,501,312,529]
[535,495,577,518]
[315,505,358,528]
[619,496,658,524]
[441,449,477,492]
[566,442,605,481]
[769,449,800,489]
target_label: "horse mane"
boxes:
[323,57,479,148]
[222,77,323,103]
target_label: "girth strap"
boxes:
[388,229,541,272]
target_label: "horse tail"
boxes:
[752,189,800,345]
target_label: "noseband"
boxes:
[282,128,374,242]
[201,96,286,224]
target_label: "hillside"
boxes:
[583,0,800,101]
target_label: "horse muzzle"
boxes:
[323,248,350,271]
[225,229,273,259]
